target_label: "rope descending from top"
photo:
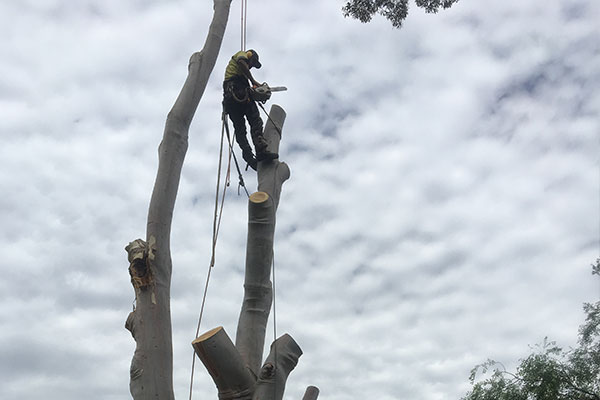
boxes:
[223,114,251,195]
[188,113,250,400]
[241,0,248,51]
[257,102,283,138]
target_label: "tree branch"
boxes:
[126,1,233,399]
[252,334,303,400]
[302,386,320,400]
[192,327,256,400]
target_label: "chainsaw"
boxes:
[250,83,287,103]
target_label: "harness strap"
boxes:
[224,78,250,103]
[222,111,250,197]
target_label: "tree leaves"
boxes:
[462,261,600,400]
[342,0,460,28]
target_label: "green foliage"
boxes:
[342,0,460,28]
[462,259,600,400]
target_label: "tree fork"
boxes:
[196,106,317,396]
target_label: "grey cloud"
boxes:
[1,0,599,399]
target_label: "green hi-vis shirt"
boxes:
[224,51,250,81]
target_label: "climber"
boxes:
[223,49,277,171]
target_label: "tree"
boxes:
[461,259,600,400]
[124,1,232,398]
[122,0,467,398]
[123,1,317,399]
[189,105,314,400]
[343,0,461,28]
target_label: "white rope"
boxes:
[241,0,248,51]
[272,252,278,399]
[188,116,233,400]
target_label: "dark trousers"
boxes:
[223,79,264,155]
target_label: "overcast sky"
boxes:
[1,0,599,399]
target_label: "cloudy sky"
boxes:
[1,0,599,399]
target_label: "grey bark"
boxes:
[125,1,232,399]
[302,386,320,400]
[235,191,276,375]
[195,106,309,399]
[252,334,303,400]
[235,106,289,376]
[257,105,290,210]
[192,327,255,400]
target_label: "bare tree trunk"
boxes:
[235,191,276,375]
[196,106,312,399]
[257,105,289,208]
[125,1,232,399]
[235,106,290,376]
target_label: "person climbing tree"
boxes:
[223,49,277,171]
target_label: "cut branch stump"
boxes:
[302,386,320,400]
[192,327,255,400]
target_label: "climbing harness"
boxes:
[224,78,251,104]
[226,81,287,105]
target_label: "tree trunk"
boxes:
[197,106,310,399]
[235,191,276,375]
[125,1,232,399]
[235,106,290,376]
[257,105,290,209]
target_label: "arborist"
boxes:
[222,49,277,171]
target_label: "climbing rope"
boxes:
[223,113,252,193]
[257,102,283,138]
[241,0,248,51]
[272,252,278,399]
[188,0,287,388]
[188,113,250,400]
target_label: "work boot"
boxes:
[254,136,278,162]
[256,150,278,161]
[242,150,257,171]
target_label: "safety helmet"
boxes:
[247,49,262,69]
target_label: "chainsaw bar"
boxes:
[268,86,287,92]
[250,83,287,103]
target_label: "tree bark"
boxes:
[235,107,288,376]
[194,106,318,398]
[302,386,320,400]
[125,1,232,399]
[192,327,255,400]
[257,105,290,209]
[252,334,303,400]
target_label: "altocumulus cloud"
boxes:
[0,0,598,399]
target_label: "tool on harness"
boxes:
[249,83,287,104]
[224,80,250,103]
